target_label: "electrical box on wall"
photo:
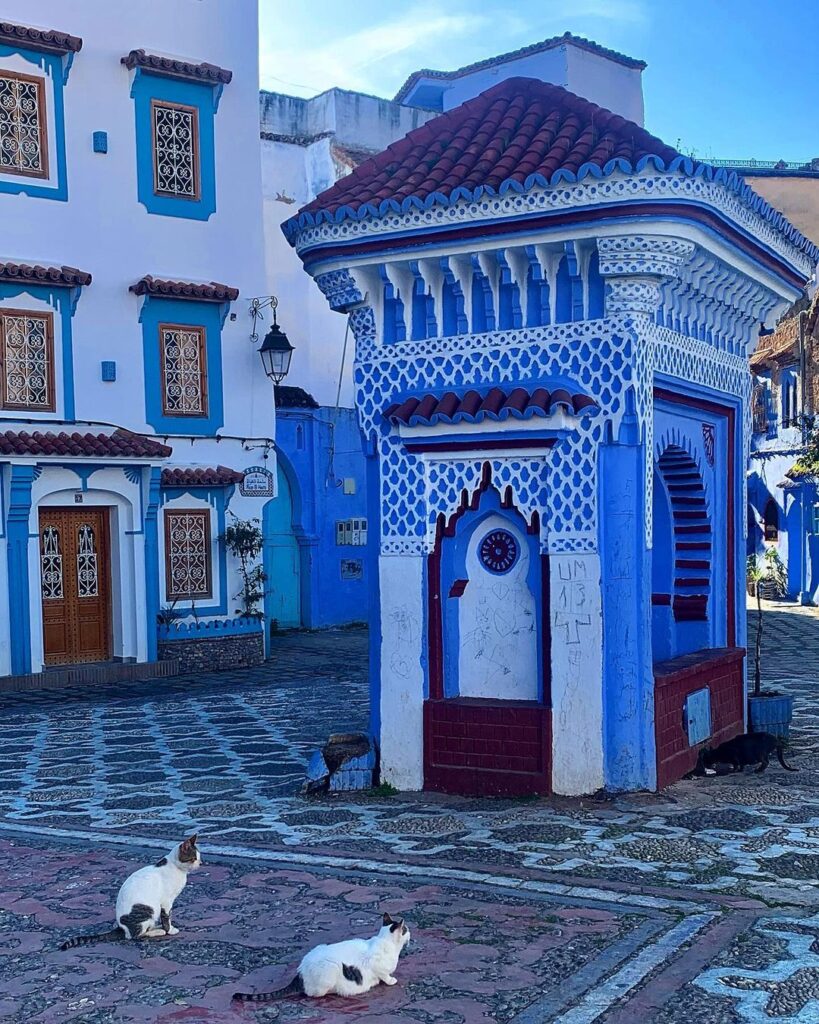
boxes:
[336,518,368,546]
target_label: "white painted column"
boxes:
[550,552,605,795]
[378,553,425,791]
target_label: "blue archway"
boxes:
[263,460,302,632]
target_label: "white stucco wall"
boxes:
[1,0,269,437]
[458,514,538,700]
[0,0,273,671]
[404,43,644,125]
[260,88,436,407]
[378,554,425,791]
[550,552,605,795]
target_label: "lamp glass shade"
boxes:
[259,322,294,383]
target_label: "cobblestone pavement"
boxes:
[0,611,816,1021]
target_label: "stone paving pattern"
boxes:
[0,609,816,1021]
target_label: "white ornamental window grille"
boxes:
[76,524,99,598]
[152,100,199,199]
[0,70,47,178]
[40,526,63,600]
[0,310,53,410]
[165,509,212,600]
[160,324,207,416]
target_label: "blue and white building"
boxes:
[748,291,819,603]
[259,33,651,630]
[284,64,816,795]
[0,2,272,678]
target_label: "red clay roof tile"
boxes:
[298,78,679,220]
[385,385,597,427]
[0,262,91,288]
[130,276,239,302]
[0,429,172,459]
[161,466,244,488]
[121,49,232,85]
[0,21,82,55]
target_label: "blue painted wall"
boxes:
[270,406,368,629]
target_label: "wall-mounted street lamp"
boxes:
[249,295,294,384]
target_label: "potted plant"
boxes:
[222,514,267,620]
[746,554,794,738]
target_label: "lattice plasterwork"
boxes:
[292,170,814,278]
[364,318,637,556]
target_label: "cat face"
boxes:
[382,912,411,952]
[175,834,202,870]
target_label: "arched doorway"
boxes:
[263,463,301,632]
[653,443,712,657]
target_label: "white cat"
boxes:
[60,835,201,949]
[234,912,411,1003]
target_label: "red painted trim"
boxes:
[427,526,444,700]
[304,201,806,289]
[541,553,552,706]
[654,388,736,647]
[405,437,558,454]
[424,461,551,792]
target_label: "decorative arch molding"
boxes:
[654,442,712,622]
[427,459,549,706]
[426,458,544,553]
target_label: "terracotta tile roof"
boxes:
[385,385,597,427]
[0,429,172,459]
[296,79,679,222]
[130,276,239,303]
[393,32,646,102]
[161,466,244,488]
[283,79,819,265]
[121,49,232,85]
[0,262,91,288]
[0,20,82,55]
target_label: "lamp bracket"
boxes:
[249,295,279,343]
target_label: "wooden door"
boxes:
[39,508,111,666]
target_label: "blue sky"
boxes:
[259,0,819,162]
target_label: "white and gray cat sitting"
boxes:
[234,912,411,1003]
[60,835,201,950]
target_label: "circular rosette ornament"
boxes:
[479,529,519,574]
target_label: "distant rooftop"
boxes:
[394,32,646,104]
[711,157,819,177]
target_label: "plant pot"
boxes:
[748,693,794,739]
[757,578,779,600]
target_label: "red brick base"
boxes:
[654,647,745,789]
[423,698,551,796]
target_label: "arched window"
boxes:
[763,498,779,542]
[752,383,768,434]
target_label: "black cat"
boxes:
[697,732,797,775]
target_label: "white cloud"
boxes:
[260,3,490,96]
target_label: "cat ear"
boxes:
[382,912,393,926]
[390,917,404,933]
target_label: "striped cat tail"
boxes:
[233,973,305,1002]
[60,927,124,950]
